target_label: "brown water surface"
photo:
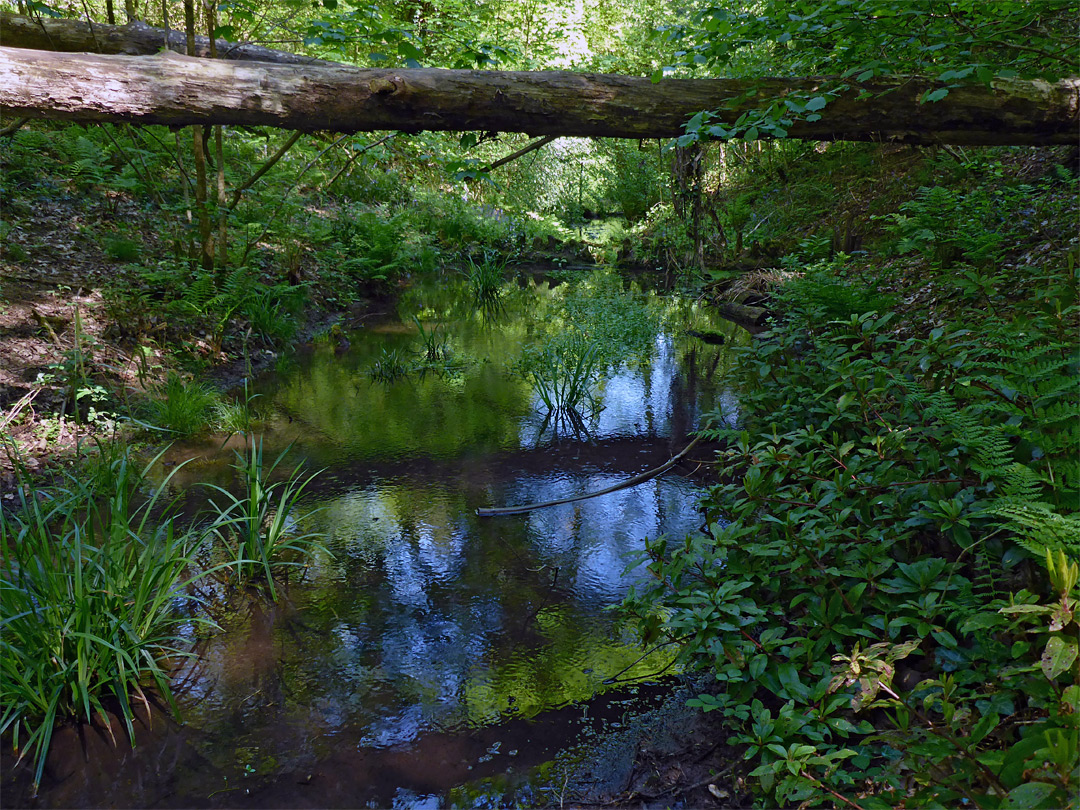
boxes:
[5,270,743,808]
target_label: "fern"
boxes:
[181,273,217,314]
[900,382,1015,483]
[986,501,1080,562]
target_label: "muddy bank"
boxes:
[550,678,747,809]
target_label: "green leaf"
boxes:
[923,88,949,103]
[969,711,999,745]
[778,663,808,700]
[1000,604,1052,615]
[805,96,827,112]
[1041,635,1078,681]
[961,612,1005,633]
[1001,782,1059,809]
[398,41,424,62]
[1064,685,1080,712]
[750,653,768,680]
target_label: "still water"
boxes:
[11,269,743,808]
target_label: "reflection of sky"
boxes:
[521,476,703,601]
[520,333,707,445]
[256,471,705,748]
[594,333,679,438]
[166,278,740,785]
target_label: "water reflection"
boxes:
[180,273,741,789]
[15,271,745,808]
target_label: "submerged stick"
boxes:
[477,436,702,517]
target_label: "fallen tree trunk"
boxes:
[0,46,1076,144]
[0,10,330,65]
[714,302,771,333]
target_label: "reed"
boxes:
[411,314,448,363]
[518,336,602,426]
[368,346,414,382]
[464,250,507,316]
[0,449,212,791]
[204,436,327,600]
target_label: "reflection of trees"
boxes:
[270,337,533,463]
[180,470,698,752]
[166,275,743,769]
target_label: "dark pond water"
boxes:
[9,269,744,808]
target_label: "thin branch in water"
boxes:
[477,436,702,517]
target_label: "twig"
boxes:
[481,134,557,173]
[322,132,395,190]
[240,133,350,264]
[77,0,101,51]
[30,308,62,346]
[0,389,41,433]
[477,436,702,516]
[228,130,303,210]
[98,124,166,207]
[0,117,30,138]
[800,770,865,810]
[634,763,737,800]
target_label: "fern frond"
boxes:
[986,501,1080,562]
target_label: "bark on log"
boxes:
[0,10,331,65]
[0,46,1076,144]
[714,302,771,333]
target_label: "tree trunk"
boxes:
[0,45,1076,145]
[184,0,212,273]
[0,10,330,65]
[672,143,705,270]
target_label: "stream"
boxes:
[10,269,745,808]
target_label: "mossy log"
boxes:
[0,30,1076,144]
[0,10,331,65]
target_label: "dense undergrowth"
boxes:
[623,157,1079,807]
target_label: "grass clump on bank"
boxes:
[0,449,214,791]
[140,372,220,437]
[1,433,327,789]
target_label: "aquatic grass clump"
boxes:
[215,384,263,436]
[142,371,219,437]
[517,336,602,436]
[464,250,508,316]
[205,436,327,601]
[411,315,449,363]
[368,346,414,383]
[0,451,212,790]
[515,270,662,435]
